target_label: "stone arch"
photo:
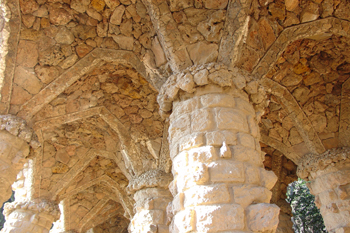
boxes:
[261,78,326,159]
[16,49,164,123]
[0,0,21,115]
[252,17,350,79]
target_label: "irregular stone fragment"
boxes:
[16,40,38,68]
[34,65,60,84]
[187,41,218,65]
[55,27,75,44]
[59,54,78,69]
[19,0,39,14]
[169,0,194,11]
[151,37,167,67]
[14,66,43,94]
[71,0,89,13]
[90,0,106,12]
[49,8,73,25]
[110,5,125,25]
[285,0,298,11]
[112,35,133,50]
[202,0,228,9]
[104,0,120,10]
[177,73,195,93]
[76,44,93,57]
[246,203,280,232]
[301,2,319,23]
[194,69,209,86]
[208,69,232,87]
[22,14,36,28]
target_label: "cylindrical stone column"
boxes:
[297,147,350,233]
[1,199,60,233]
[128,170,173,233]
[0,115,39,206]
[159,67,280,232]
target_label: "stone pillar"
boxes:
[0,115,39,206]
[158,66,280,232]
[1,199,60,233]
[128,170,173,233]
[297,147,350,233]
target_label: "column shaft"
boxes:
[298,147,350,233]
[168,86,279,232]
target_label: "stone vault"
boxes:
[0,0,349,232]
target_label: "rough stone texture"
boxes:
[297,148,350,233]
[167,75,279,232]
[2,199,60,233]
[0,0,348,232]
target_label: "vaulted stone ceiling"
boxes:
[0,0,349,231]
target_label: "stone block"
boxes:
[176,163,209,191]
[237,132,256,149]
[187,41,218,65]
[172,151,188,175]
[245,164,260,185]
[136,209,165,225]
[208,69,233,87]
[173,209,195,232]
[184,184,230,207]
[336,184,350,200]
[172,97,199,118]
[232,145,262,166]
[246,203,280,232]
[191,109,215,132]
[318,189,338,206]
[260,169,278,190]
[172,193,184,214]
[194,69,209,86]
[206,130,237,146]
[232,185,272,208]
[235,98,255,115]
[169,114,191,144]
[196,204,244,232]
[188,146,219,164]
[200,94,235,108]
[179,133,205,151]
[209,160,245,182]
[216,108,249,133]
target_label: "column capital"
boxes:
[3,199,60,222]
[127,169,173,194]
[157,64,266,117]
[297,147,350,180]
[0,114,40,148]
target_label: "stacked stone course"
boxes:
[298,147,350,233]
[158,66,279,232]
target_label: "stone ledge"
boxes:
[127,169,173,194]
[297,147,350,180]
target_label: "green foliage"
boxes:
[0,192,15,230]
[286,179,327,233]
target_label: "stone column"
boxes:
[158,66,280,232]
[128,170,173,233]
[297,147,350,233]
[0,115,39,206]
[1,199,60,233]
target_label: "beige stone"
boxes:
[110,5,125,25]
[187,41,218,65]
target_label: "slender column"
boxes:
[128,170,173,233]
[159,66,280,232]
[1,199,60,233]
[298,147,350,233]
[0,115,39,206]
